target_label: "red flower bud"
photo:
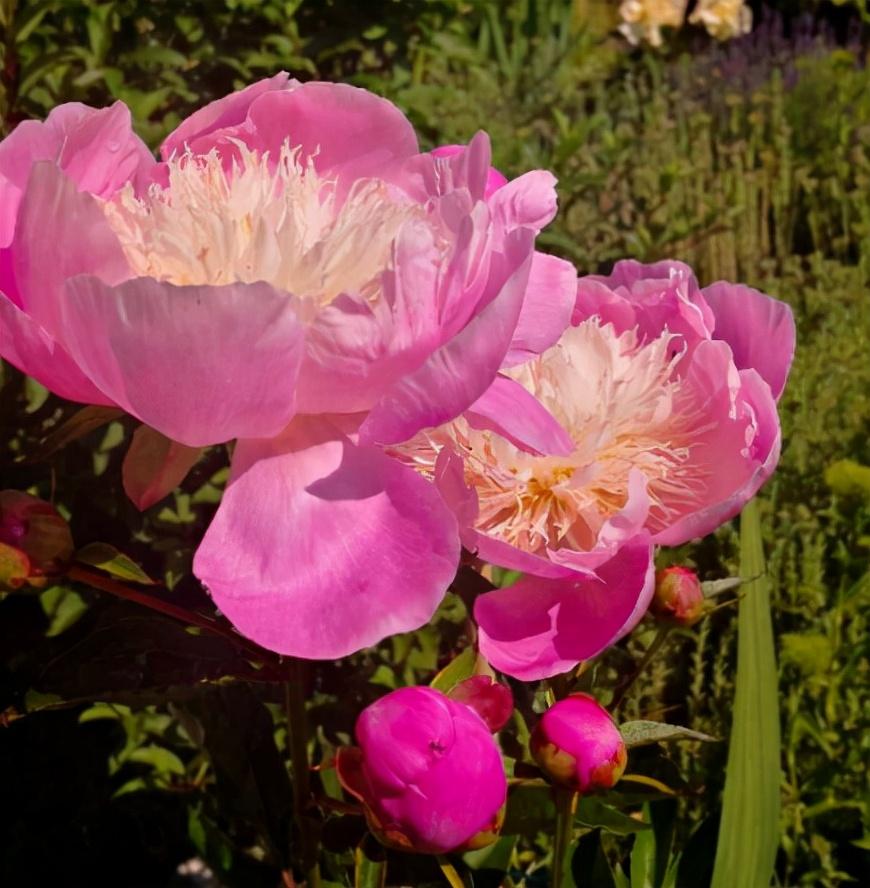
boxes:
[448,675,514,733]
[530,693,626,793]
[650,566,704,626]
[0,491,73,589]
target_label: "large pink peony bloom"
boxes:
[0,75,571,658]
[397,259,794,680]
[336,686,507,854]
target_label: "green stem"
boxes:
[610,625,671,711]
[552,787,576,888]
[436,856,465,888]
[285,664,321,887]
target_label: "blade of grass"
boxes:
[711,498,781,888]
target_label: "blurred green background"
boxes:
[0,1,868,886]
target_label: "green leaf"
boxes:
[430,646,476,692]
[127,744,186,776]
[27,405,124,462]
[40,585,88,636]
[711,499,781,888]
[575,798,652,835]
[75,542,156,585]
[571,830,617,888]
[354,838,387,888]
[620,720,717,748]
[630,805,656,888]
[502,782,556,835]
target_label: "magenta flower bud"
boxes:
[651,566,704,626]
[336,686,507,854]
[530,693,627,793]
[447,675,514,733]
[0,491,73,589]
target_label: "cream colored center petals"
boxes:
[101,142,418,308]
[399,321,712,554]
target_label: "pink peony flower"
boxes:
[531,693,627,792]
[395,259,793,680]
[336,686,507,854]
[0,76,569,659]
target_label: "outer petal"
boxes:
[0,291,114,405]
[488,170,558,233]
[703,281,795,400]
[358,229,534,446]
[475,535,655,681]
[503,251,576,366]
[465,374,574,456]
[652,363,781,545]
[0,101,153,245]
[160,73,293,160]
[60,276,304,447]
[220,82,419,183]
[193,419,460,659]
[122,425,203,511]
[12,162,130,336]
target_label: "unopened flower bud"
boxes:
[0,491,73,589]
[530,693,627,793]
[651,566,704,626]
[448,675,514,733]
[336,686,507,854]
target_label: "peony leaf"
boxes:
[75,542,156,585]
[122,424,203,511]
[27,405,124,462]
[711,498,781,888]
[620,720,717,748]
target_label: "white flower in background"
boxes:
[618,0,687,47]
[689,0,752,41]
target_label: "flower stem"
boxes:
[285,663,321,887]
[552,786,577,887]
[610,625,672,711]
[436,856,465,888]
[66,563,279,666]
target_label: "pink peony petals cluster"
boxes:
[336,686,508,854]
[397,259,794,680]
[0,75,573,659]
[531,693,627,792]
[651,566,705,626]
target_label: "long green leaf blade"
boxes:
[711,499,781,888]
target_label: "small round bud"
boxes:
[650,567,704,626]
[530,693,626,793]
[336,687,507,854]
[447,675,514,733]
[0,491,73,589]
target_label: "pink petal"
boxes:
[475,535,655,681]
[12,162,130,337]
[429,144,508,197]
[503,251,576,366]
[703,281,795,400]
[231,82,419,183]
[193,418,460,659]
[447,675,514,732]
[0,102,153,245]
[466,374,574,456]
[159,73,293,160]
[358,228,534,446]
[651,342,781,545]
[0,291,113,405]
[122,425,203,511]
[488,170,558,232]
[653,360,782,546]
[60,275,304,447]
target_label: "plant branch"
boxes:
[66,563,280,666]
[610,625,672,711]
